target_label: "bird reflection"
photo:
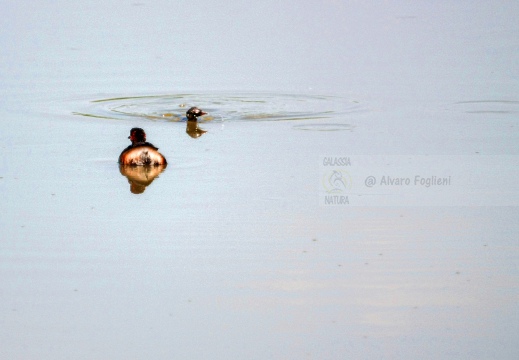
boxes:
[186,120,207,138]
[119,164,166,194]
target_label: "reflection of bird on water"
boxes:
[119,164,166,194]
[118,128,167,166]
[328,170,348,191]
[186,120,207,138]
[185,107,208,138]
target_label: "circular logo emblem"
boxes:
[322,170,352,194]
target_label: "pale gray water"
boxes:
[1,1,519,359]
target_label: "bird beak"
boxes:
[200,111,207,116]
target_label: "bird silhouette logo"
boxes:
[322,170,352,193]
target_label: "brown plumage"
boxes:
[118,128,167,166]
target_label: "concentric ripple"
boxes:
[72,93,364,126]
[292,124,355,131]
[450,100,519,114]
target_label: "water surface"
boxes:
[1,1,518,359]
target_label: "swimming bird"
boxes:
[186,107,207,121]
[118,128,167,166]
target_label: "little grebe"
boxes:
[118,128,167,166]
[186,107,207,121]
